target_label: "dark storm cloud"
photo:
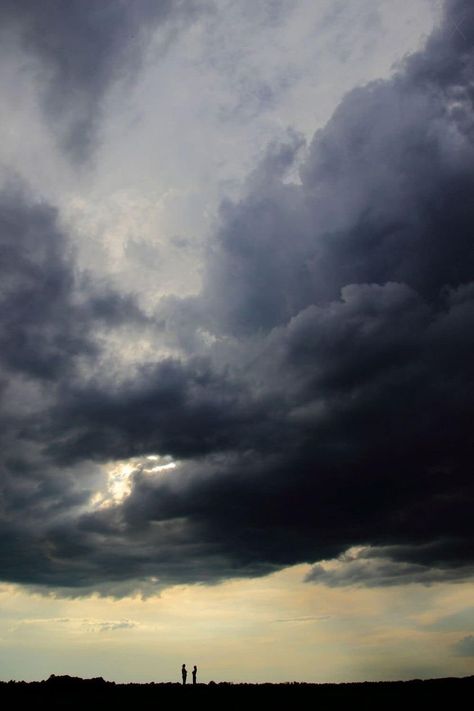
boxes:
[1,0,474,594]
[42,356,274,464]
[0,0,196,159]
[0,183,92,380]
[0,182,154,592]
[0,182,147,380]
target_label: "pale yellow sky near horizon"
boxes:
[1,566,472,684]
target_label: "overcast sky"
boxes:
[0,0,473,683]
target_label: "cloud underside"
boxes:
[1,0,474,595]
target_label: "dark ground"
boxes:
[0,675,473,709]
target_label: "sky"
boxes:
[0,0,473,684]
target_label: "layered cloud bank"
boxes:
[0,0,473,595]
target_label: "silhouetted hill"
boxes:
[0,674,472,709]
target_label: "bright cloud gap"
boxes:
[91,456,178,509]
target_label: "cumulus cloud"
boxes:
[0,0,474,594]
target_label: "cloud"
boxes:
[305,546,474,587]
[89,620,137,633]
[10,617,137,633]
[425,608,474,631]
[0,0,474,594]
[0,180,152,591]
[0,181,147,381]
[42,357,270,464]
[452,635,474,656]
[0,0,200,160]
[273,616,330,623]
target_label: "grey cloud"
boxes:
[273,616,330,623]
[205,78,474,336]
[452,635,474,656]
[0,182,147,381]
[1,0,474,594]
[202,130,308,335]
[0,184,92,380]
[92,620,137,633]
[305,547,474,588]
[42,357,274,465]
[0,181,153,591]
[0,0,198,160]
[425,608,474,632]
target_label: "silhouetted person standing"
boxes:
[192,665,197,685]
[182,664,187,685]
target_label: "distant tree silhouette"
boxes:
[0,674,473,709]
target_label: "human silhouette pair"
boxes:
[181,664,197,685]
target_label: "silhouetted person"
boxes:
[192,665,197,685]
[181,664,187,685]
